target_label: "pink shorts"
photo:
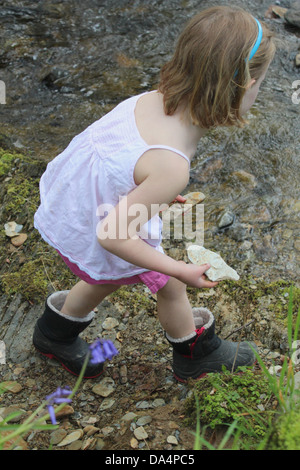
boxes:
[56,250,170,294]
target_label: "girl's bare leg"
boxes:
[156,277,195,339]
[60,280,120,318]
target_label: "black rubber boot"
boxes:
[33,291,104,378]
[166,308,256,382]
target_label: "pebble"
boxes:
[69,440,83,450]
[1,381,22,394]
[57,429,83,447]
[167,435,178,445]
[152,398,166,407]
[0,405,26,423]
[285,3,300,28]
[55,405,74,418]
[102,317,120,330]
[136,415,152,426]
[4,221,23,237]
[101,426,114,436]
[136,400,152,409]
[130,437,139,449]
[95,438,105,450]
[83,425,99,437]
[121,412,138,422]
[99,397,115,410]
[268,365,282,375]
[92,377,115,397]
[50,429,68,445]
[217,211,235,229]
[80,416,99,427]
[133,426,148,440]
[81,437,96,450]
[11,233,28,247]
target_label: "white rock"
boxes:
[268,365,282,376]
[4,221,23,237]
[167,435,178,445]
[187,245,240,281]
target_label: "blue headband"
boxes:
[248,18,263,61]
[234,18,263,78]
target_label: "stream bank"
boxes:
[0,0,300,451]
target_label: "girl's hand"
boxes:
[177,261,219,289]
[172,195,187,203]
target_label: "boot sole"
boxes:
[173,371,208,383]
[34,346,104,379]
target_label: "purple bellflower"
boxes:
[89,339,119,364]
[46,386,72,425]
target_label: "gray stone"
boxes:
[136,415,152,426]
[152,398,166,407]
[217,211,235,229]
[133,426,148,440]
[285,2,300,28]
[136,400,152,409]
[121,411,138,422]
[50,428,68,445]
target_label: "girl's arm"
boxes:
[98,150,217,289]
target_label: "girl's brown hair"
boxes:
[158,6,275,128]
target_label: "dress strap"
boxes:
[146,144,191,167]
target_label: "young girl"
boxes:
[33,6,275,381]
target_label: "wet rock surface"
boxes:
[0,0,300,451]
[0,0,299,282]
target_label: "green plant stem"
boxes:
[0,353,90,447]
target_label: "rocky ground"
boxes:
[1,277,299,451]
[1,0,300,452]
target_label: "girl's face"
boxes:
[240,68,268,115]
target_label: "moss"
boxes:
[0,147,76,303]
[268,405,300,450]
[1,260,48,301]
[184,367,273,436]
[0,150,17,177]
[1,252,77,302]
[5,177,40,219]
[110,285,156,316]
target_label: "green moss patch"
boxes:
[0,148,76,302]
[184,367,274,445]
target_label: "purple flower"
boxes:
[89,339,118,364]
[46,386,72,425]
